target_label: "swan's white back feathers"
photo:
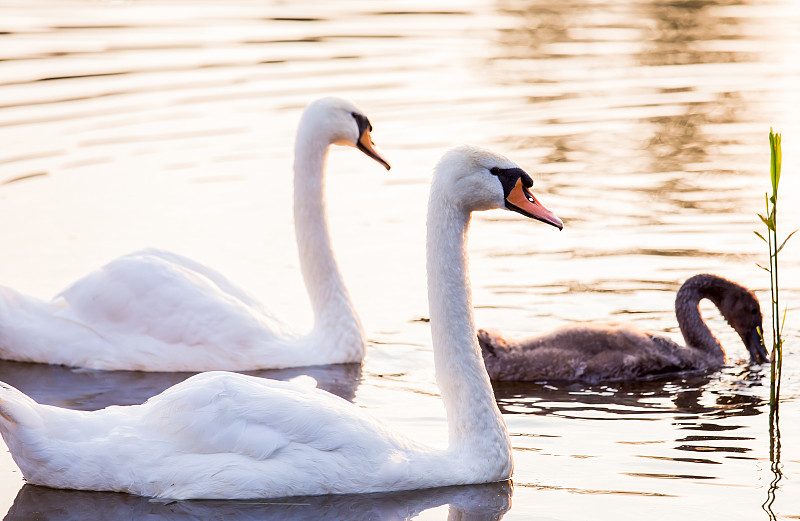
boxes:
[58,249,284,339]
[0,249,308,371]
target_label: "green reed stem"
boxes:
[756,129,789,407]
[759,128,787,520]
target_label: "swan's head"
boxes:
[301,97,391,170]
[714,278,769,364]
[433,145,563,229]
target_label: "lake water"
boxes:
[1,0,800,519]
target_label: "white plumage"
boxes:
[0,97,390,371]
[0,145,562,499]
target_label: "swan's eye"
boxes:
[489,167,502,176]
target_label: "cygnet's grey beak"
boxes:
[746,326,770,364]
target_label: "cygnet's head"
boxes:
[433,145,563,229]
[299,97,391,170]
[713,277,769,364]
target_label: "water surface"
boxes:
[1,0,800,519]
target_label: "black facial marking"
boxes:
[489,167,531,198]
[351,112,372,136]
[350,111,390,169]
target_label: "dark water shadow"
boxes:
[762,425,782,520]
[0,359,362,410]
[491,366,766,420]
[496,368,769,468]
[4,481,512,521]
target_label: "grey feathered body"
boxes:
[478,274,766,384]
[479,322,715,384]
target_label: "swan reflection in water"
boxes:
[0,359,362,410]
[4,481,512,521]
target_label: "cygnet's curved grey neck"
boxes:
[426,186,512,466]
[675,274,725,362]
[292,126,363,358]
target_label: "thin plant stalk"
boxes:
[771,130,782,408]
[757,128,789,519]
[755,129,793,407]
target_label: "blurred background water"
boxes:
[1,0,800,519]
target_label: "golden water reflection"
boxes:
[0,0,799,519]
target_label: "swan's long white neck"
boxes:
[426,184,512,468]
[292,125,364,359]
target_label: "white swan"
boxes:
[0,145,563,499]
[0,97,390,371]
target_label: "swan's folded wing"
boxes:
[139,372,406,460]
[55,251,293,348]
[126,249,269,313]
